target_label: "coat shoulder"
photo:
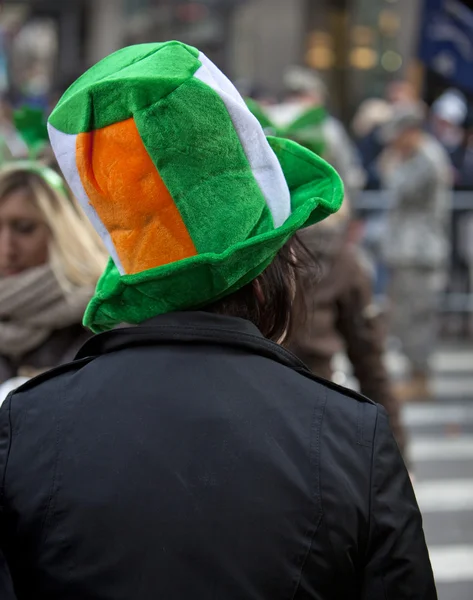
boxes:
[6,356,94,416]
[295,365,380,443]
[299,365,377,408]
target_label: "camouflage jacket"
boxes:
[381,134,452,268]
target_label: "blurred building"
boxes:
[0,0,245,98]
[231,0,423,119]
[0,0,84,101]
[1,0,468,119]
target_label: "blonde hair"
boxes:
[0,164,108,290]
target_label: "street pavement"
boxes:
[402,347,473,600]
[334,345,473,599]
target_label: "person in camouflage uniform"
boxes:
[380,104,452,400]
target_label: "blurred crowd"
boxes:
[247,71,473,193]
[246,69,461,405]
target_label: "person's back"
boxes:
[289,225,406,454]
[1,311,434,599]
[380,106,452,399]
[382,130,452,269]
[0,42,436,599]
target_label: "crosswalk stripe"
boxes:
[428,545,473,583]
[434,376,473,398]
[410,436,473,461]
[403,405,473,427]
[414,480,473,513]
[385,350,473,376]
[431,352,473,374]
[359,346,473,594]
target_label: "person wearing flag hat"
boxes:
[0,42,435,599]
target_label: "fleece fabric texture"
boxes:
[48,41,343,332]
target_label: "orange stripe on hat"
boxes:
[76,118,197,275]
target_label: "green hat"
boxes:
[48,41,343,333]
[246,97,328,157]
[14,106,49,158]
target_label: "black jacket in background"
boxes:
[0,311,436,600]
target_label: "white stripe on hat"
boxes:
[194,52,291,229]
[47,123,125,275]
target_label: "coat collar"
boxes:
[75,311,375,407]
[76,311,308,372]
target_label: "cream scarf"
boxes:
[0,265,94,359]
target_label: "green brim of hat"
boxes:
[84,135,343,332]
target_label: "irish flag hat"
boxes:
[48,41,343,333]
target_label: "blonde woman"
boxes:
[0,162,107,385]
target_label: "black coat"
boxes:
[0,311,436,600]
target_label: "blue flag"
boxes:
[419,0,473,93]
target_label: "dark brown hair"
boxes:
[206,235,317,345]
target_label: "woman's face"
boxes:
[0,187,50,277]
